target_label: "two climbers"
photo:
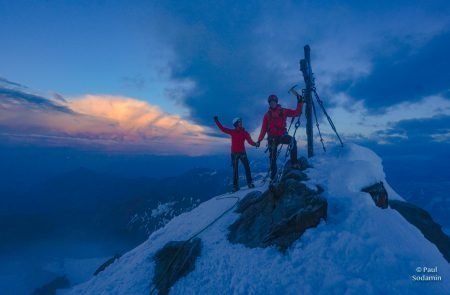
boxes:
[214,92,304,191]
[214,116,257,192]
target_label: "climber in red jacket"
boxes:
[256,94,304,181]
[214,116,257,192]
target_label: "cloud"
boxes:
[68,94,211,142]
[382,115,450,143]
[0,85,226,155]
[0,78,73,114]
[139,2,293,128]
[308,92,450,145]
[343,30,450,109]
[138,0,450,131]
[137,4,450,149]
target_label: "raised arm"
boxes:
[284,102,304,117]
[214,117,233,135]
[257,114,269,142]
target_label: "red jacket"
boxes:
[257,103,303,141]
[215,119,256,153]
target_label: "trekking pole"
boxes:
[311,99,326,152]
[312,88,344,147]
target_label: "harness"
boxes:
[267,107,286,134]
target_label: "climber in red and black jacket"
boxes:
[214,116,257,192]
[256,94,304,181]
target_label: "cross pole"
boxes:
[300,45,314,158]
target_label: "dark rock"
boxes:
[281,169,308,182]
[298,156,311,169]
[152,238,202,295]
[362,181,388,209]
[389,200,450,262]
[236,191,264,213]
[94,254,121,276]
[32,275,70,295]
[228,163,327,251]
[316,185,325,194]
[286,156,311,171]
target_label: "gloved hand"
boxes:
[297,95,305,103]
[255,141,260,148]
[213,115,218,121]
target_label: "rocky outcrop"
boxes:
[228,158,327,251]
[389,200,450,262]
[284,156,311,172]
[94,254,121,276]
[362,181,388,208]
[152,238,202,295]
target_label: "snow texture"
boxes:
[151,202,176,218]
[62,143,450,295]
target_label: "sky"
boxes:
[0,0,450,155]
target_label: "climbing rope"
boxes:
[149,193,242,294]
[274,114,302,183]
[311,97,326,152]
[262,116,296,184]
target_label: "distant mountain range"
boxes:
[0,166,241,249]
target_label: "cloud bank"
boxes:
[141,1,450,128]
[0,80,224,155]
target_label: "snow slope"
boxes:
[64,143,450,295]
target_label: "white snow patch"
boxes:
[151,202,176,218]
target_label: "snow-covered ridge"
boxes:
[64,143,450,295]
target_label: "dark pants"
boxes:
[268,134,297,180]
[231,152,253,188]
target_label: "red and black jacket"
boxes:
[215,119,256,153]
[257,103,303,141]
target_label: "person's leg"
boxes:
[281,134,298,164]
[240,153,253,187]
[290,137,298,164]
[231,153,239,191]
[269,137,279,180]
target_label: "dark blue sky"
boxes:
[0,0,449,154]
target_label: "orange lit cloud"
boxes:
[69,95,206,139]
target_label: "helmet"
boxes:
[268,94,278,103]
[232,117,242,126]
